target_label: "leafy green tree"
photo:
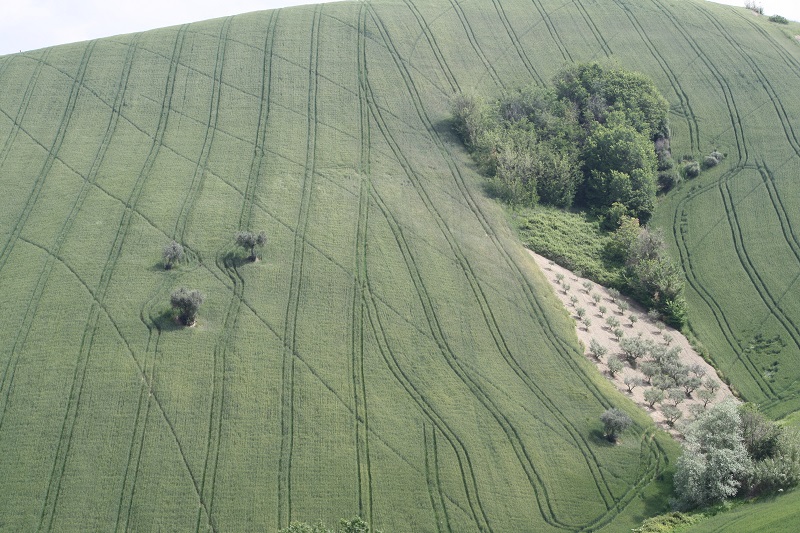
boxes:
[661,404,682,427]
[608,356,624,377]
[163,240,184,270]
[235,230,267,261]
[170,288,204,326]
[644,387,665,408]
[589,338,607,360]
[600,407,632,442]
[673,400,752,508]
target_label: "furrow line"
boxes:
[0,50,49,169]
[489,0,543,84]
[278,6,322,529]
[573,0,612,57]
[529,0,572,62]
[446,0,504,88]
[0,44,87,275]
[611,0,699,151]
[174,17,232,241]
[368,7,626,519]
[403,0,460,94]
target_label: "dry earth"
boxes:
[528,250,735,436]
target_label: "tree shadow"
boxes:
[222,251,253,269]
[151,308,183,332]
[590,429,616,447]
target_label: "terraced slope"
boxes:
[0,0,797,531]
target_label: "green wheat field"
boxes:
[1,0,799,530]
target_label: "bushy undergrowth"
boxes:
[517,206,688,327]
[769,14,788,24]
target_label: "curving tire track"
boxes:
[446,0,504,88]
[278,5,322,529]
[610,0,699,152]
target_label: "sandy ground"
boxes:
[528,250,735,436]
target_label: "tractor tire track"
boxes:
[364,274,492,533]
[0,42,96,434]
[423,423,451,533]
[403,0,460,94]
[369,186,572,529]
[174,17,232,241]
[0,50,49,172]
[278,5,322,529]
[368,9,638,524]
[529,0,572,62]
[488,0,543,85]
[352,5,374,524]
[573,0,612,57]
[0,47,78,276]
[34,27,214,532]
[446,0,504,88]
[611,0,699,151]
[652,0,779,398]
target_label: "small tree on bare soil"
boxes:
[235,230,267,261]
[661,404,682,426]
[170,288,204,326]
[163,240,184,270]
[644,387,664,408]
[600,408,632,442]
[608,356,624,377]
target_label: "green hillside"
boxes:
[0,0,798,531]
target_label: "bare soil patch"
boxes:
[529,249,735,436]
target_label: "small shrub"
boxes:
[170,288,204,326]
[608,356,624,376]
[590,338,608,360]
[769,14,788,24]
[657,169,680,192]
[163,240,184,270]
[703,155,719,169]
[600,407,632,442]
[683,161,700,179]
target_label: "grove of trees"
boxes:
[673,401,800,509]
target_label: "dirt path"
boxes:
[528,249,735,436]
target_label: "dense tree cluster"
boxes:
[452,63,670,222]
[673,401,800,509]
[609,215,687,327]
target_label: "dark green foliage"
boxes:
[582,121,657,221]
[768,14,788,24]
[452,63,668,218]
[553,62,670,139]
[235,230,267,261]
[600,407,633,442]
[683,160,700,179]
[162,240,184,270]
[170,287,204,326]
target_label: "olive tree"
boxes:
[673,400,752,509]
[170,288,204,326]
[600,407,632,442]
[163,240,184,270]
[235,230,267,261]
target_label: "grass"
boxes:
[0,0,799,530]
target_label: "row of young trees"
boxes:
[162,230,267,326]
[452,63,670,223]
